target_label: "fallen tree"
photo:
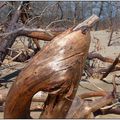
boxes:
[4,15,99,118]
[0,1,32,65]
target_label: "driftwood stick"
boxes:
[67,92,115,118]
[88,52,120,67]
[0,27,63,41]
[69,74,118,118]
[100,54,120,80]
[100,108,120,115]
[30,106,43,112]
[0,2,6,9]
[96,66,120,74]
[79,91,108,99]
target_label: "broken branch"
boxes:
[100,54,120,80]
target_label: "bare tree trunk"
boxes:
[0,2,28,65]
[57,2,63,20]
[108,28,114,46]
[95,1,104,30]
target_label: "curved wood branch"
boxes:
[0,90,46,105]
[67,92,115,118]
[101,108,120,115]
[18,28,62,41]
[0,27,64,41]
[88,52,120,67]
[100,54,120,80]
[4,15,98,119]
[67,76,117,118]
[79,91,108,99]
[4,28,90,119]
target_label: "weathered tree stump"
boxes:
[4,15,99,118]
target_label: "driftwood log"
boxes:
[4,15,99,118]
[68,91,115,118]
[67,76,118,118]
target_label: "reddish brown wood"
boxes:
[4,28,90,118]
[4,15,98,119]
[12,27,63,41]
[0,27,64,41]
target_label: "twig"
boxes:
[46,19,73,29]
[8,51,22,63]
[0,2,6,9]
[101,101,120,110]
[108,28,114,46]
[25,3,57,26]
[87,79,104,91]
[112,75,117,96]
[79,83,96,92]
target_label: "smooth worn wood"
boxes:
[0,90,46,105]
[4,28,90,119]
[0,27,64,44]
[4,15,99,119]
[67,91,115,118]
[67,76,117,118]
[73,92,115,118]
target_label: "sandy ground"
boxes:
[0,29,120,118]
